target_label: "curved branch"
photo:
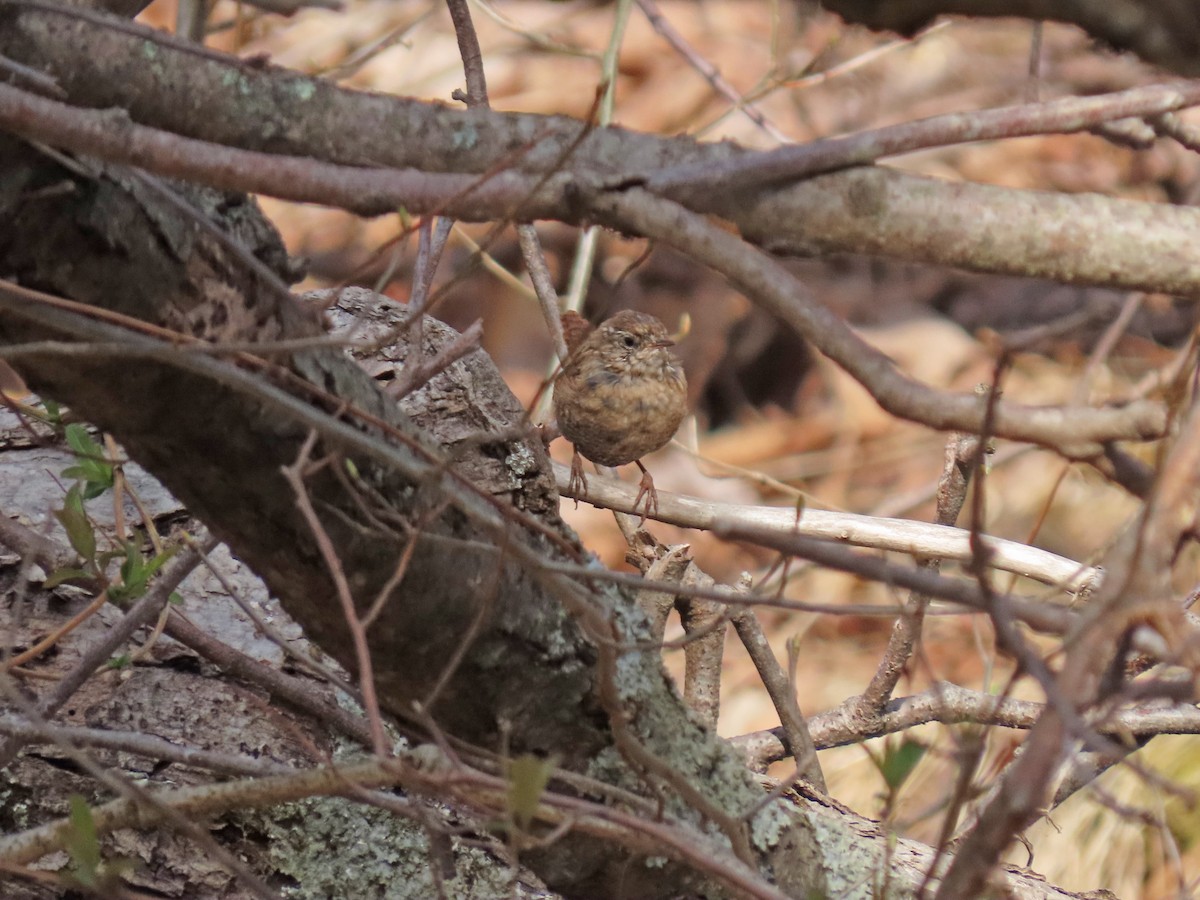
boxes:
[589,187,1166,454]
[3,3,1200,297]
[0,81,1170,453]
[554,462,1100,593]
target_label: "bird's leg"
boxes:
[632,460,659,526]
[566,448,588,509]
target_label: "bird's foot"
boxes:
[567,450,588,510]
[632,460,659,526]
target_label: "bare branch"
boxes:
[590,188,1167,454]
[554,461,1099,593]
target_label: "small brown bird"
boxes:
[553,309,687,521]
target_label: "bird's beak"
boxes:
[669,312,691,344]
[651,338,675,349]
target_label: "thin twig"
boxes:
[445,0,489,108]
[0,542,207,769]
[856,434,976,713]
[0,684,281,898]
[645,82,1198,192]
[1,590,110,672]
[517,225,568,362]
[183,534,362,698]
[389,319,483,399]
[635,0,789,143]
[0,51,64,98]
[563,0,633,317]
[0,505,72,570]
[0,715,293,777]
[161,612,376,750]
[281,431,388,756]
[730,600,825,790]
[421,532,508,713]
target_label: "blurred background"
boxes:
[126,2,1200,894]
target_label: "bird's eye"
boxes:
[622,334,637,349]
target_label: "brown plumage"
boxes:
[553,309,687,521]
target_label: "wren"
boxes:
[553,309,687,521]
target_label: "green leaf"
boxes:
[878,738,926,791]
[62,424,114,497]
[118,543,141,585]
[62,474,109,501]
[110,543,176,604]
[63,794,138,891]
[507,754,556,831]
[43,567,94,589]
[109,545,143,604]
[81,479,112,501]
[64,423,101,459]
[95,549,123,568]
[106,654,131,670]
[54,485,95,562]
[144,546,176,577]
[65,795,101,886]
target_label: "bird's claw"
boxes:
[632,464,659,527]
[567,450,588,510]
